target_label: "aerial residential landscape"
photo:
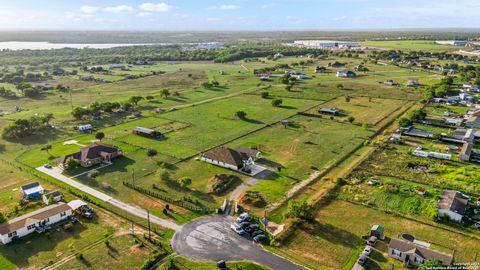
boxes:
[1,1,480,270]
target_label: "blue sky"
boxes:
[0,0,479,30]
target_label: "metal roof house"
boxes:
[319,108,341,115]
[20,182,45,199]
[437,190,469,222]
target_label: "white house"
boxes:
[336,71,356,78]
[42,191,63,205]
[388,238,453,267]
[437,190,469,222]
[0,202,73,244]
[78,124,93,132]
[201,146,254,171]
[20,182,45,199]
[412,147,451,160]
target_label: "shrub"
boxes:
[147,148,158,157]
[178,177,192,188]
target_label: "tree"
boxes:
[0,212,7,223]
[156,168,171,182]
[160,89,170,99]
[41,144,52,156]
[72,107,91,120]
[44,113,54,126]
[398,117,412,127]
[235,111,247,119]
[285,85,293,91]
[178,177,192,188]
[347,116,355,123]
[271,98,283,107]
[147,148,158,157]
[129,96,143,106]
[285,200,315,222]
[261,91,269,99]
[88,169,100,179]
[418,260,446,270]
[345,96,351,102]
[64,157,79,170]
[95,132,105,141]
[336,83,344,90]
[145,95,154,101]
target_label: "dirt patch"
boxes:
[208,174,241,195]
[239,191,267,208]
[229,76,248,81]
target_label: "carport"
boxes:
[68,199,88,211]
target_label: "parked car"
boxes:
[253,234,266,243]
[251,230,264,237]
[472,222,480,229]
[236,213,250,223]
[43,163,52,169]
[242,167,252,174]
[245,224,260,233]
[238,221,250,229]
[362,245,372,256]
[357,254,368,266]
[230,223,246,235]
[366,236,378,246]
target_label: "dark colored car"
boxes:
[253,234,266,242]
[251,230,264,237]
[357,255,368,266]
[239,221,250,229]
[245,224,260,233]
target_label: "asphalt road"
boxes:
[172,215,306,270]
[36,165,181,231]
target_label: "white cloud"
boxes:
[139,2,173,12]
[80,5,100,13]
[103,5,135,13]
[261,2,277,9]
[209,4,240,10]
[65,12,92,22]
[207,17,221,21]
[137,12,152,17]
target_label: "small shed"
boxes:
[21,182,45,199]
[42,191,63,205]
[370,224,385,240]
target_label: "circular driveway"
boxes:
[172,215,305,270]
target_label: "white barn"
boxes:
[0,202,73,244]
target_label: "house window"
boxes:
[391,249,402,257]
[60,211,66,217]
[27,224,35,230]
[8,231,17,238]
[44,218,50,223]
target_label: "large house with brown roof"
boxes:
[0,202,73,244]
[388,238,453,266]
[201,146,256,171]
[437,190,469,222]
[55,143,123,168]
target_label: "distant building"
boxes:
[435,40,468,46]
[336,71,356,77]
[319,108,340,115]
[77,124,93,132]
[274,53,284,58]
[388,238,453,267]
[328,61,346,68]
[21,182,45,199]
[384,80,397,86]
[132,127,163,138]
[293,40,359,49]
[42,191,63,205]
[109,64,126,70]
[314,66,327,73]
[407,78,419,86]
[437,190,469,222]
[201,146,254,171]
[80,75,94,81]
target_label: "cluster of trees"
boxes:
[369,49,475,63]
[156,168,192,189]
[398,109,427,127]
[422,77,454,100]
[72,95,144,120]
[285,200,315,222]
[0,68,49,84]
[2,114,54,139]
[0,86,15,98]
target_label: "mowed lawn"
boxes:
[361,40,461,51]
[229,116,372,203]
[307,96,410,126]
[278,200,480,270]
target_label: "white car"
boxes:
[472,222,480,229]
[362,245,372,256]
[236,212,250,223]
[230,223,245,235]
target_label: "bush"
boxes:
[271,98,283,107]
[178,177,192,188]
[88,170,100,179]
[261,91,269,98]
[147,148,158,157]
[65,157,79,170]
[208,174,241,195]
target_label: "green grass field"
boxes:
[361,40,462,51]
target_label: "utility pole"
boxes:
[132,168,135,187]
[69,87,73,111]
[147,210,151,241]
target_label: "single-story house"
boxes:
[274,53,284,58]
[319,108,340,115]
[109,64,126,70]
[336,71,356,78]
[80,75,94,81]
[21,182,45,199]
[328,61,345,68]
[132,127,163,138]
[384,80,397,86]
[78,124,93,132]
[201,146,254,171]
[36,82,54,90]
[0,202,73,244]
[388,238,453,267]
[437,190,469,222]
[42,191,63,205]
[314,66,327,73]
[55,143,123,168]
[236,147,261,161]
[463,84,479,92]
[407,79,419,86]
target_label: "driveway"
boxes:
[36,166,181,231]
[229,169,273,202]
[172,215,306,270]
